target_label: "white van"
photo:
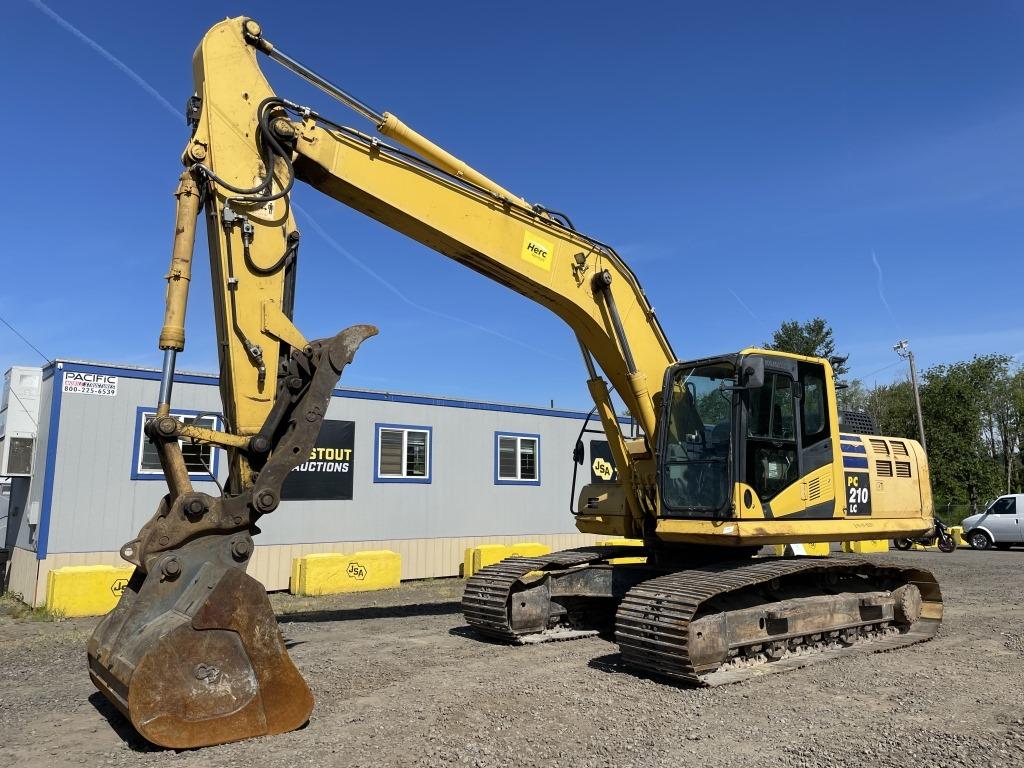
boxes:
[961,494,1023,550]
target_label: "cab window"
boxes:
[989,497,1017,515]
[802,373,825,438]
[744,373,798,501]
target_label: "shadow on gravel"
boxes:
[588,652,692,687]
[277,600,462,625]
[446,625,515,645]
[87,692,161,752]
[588,652,629,674]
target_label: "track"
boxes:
[462,546,629,642]
[462,550,942,685]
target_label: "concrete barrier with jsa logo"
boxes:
[45,565,135,617]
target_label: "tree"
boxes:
[837,378,869,413]
[866,379,917,440]
[860,353,1024,515]
[919,355,1007,510]
[765,318,848,376]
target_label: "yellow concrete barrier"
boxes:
[841,540,890,554]
[291,550,400,596]
[773,542,831,557]
[45,565,134,617]
[462,542,551,578]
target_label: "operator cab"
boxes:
[657,350,836,519]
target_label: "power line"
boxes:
[0,315,50,364]
[4,384,38,429]
[853,359,902,381]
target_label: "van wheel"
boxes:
[969,531,992,550]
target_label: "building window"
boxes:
[494,432,541,485]
[374,423,432,483]
[132,407,221,481]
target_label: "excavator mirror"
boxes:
[573,439,584,465]
[740,357,765,389]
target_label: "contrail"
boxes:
[727,288,768,330]
[26,0,180,121]
[870,249,899,325]
[24,0,562,361]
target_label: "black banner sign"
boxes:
[589,440,619,484]
[282,420,355,501]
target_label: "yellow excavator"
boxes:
[87,17,943,749]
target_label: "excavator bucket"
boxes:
[87,535,312,749]
[87,325,378,749]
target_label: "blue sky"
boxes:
[3,1,1022,410]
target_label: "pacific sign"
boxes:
[63,371,118,397]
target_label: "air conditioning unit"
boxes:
[0,367,42,477]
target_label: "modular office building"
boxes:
[2,359,621,605]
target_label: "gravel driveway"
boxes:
[1,548,1021,768]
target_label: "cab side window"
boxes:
[745,373,798,501]
[990,497,1016,515]
[799,363,829,447]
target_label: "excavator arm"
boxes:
[88,16,675,748]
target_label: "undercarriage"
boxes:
[462,545,942,686]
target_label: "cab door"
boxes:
[740,359,836,519]
[1015,497,1024,543]
[983,496,1020,543]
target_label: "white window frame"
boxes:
[495,432,541,485]
[133,408,220,481]
[374,423,432,483]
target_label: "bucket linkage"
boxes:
[87,325,375,749]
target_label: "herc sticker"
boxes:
[521,232,554,271]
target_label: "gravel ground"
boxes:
[1,548,1022,768]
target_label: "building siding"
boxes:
[40,361,615,562]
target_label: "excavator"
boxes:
[87,17,943,750]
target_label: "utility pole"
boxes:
[894,340,926,453]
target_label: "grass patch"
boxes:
[0,591,66,622]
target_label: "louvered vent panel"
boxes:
[876,460,893,477]
[895,461,912,478]
[869,439,890,455]
[892,441,909,457]
[807,477,821,501]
